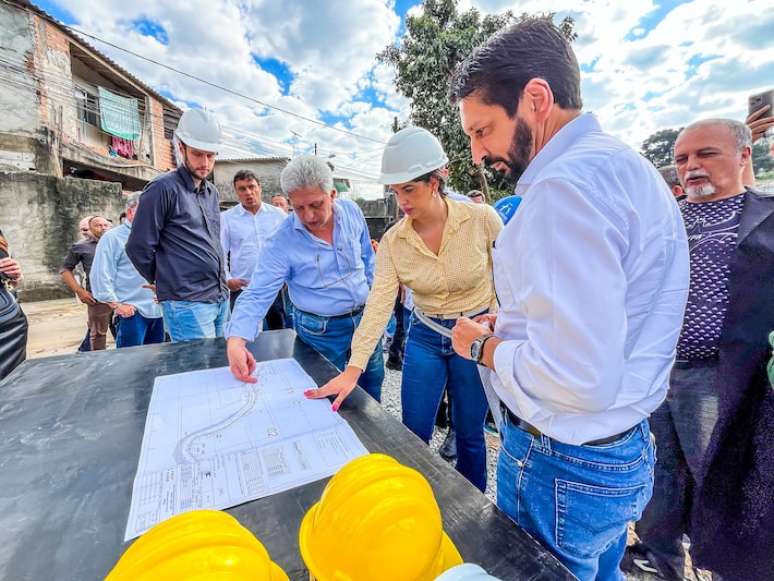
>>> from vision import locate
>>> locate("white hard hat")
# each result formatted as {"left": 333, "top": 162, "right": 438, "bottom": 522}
{"left": 379, "top": 126, "right": 449, "bottom": 185}
{"left": 435, "top": 564, "right": 503, "bottom": 581}
{"left": 175, "top": 109, "right": 222, "bottom": 153}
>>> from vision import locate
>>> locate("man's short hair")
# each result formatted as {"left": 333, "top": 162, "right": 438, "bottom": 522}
{"left": 88, "top": 216, "right": 105, "bottom": 227}
{"left": 679, "top": 119, "right": 752, "bottom": 152}
{"left": 125, "top": 191, "right": 142, "bottom": 210}
{"left": 233, "top": 169, "right": 261, "bottom": 187}
{"left": 657, "top": 166, "right": 680, "bottom": 188}
{"left": 280, "top": 155, "right": 334, "bottom": 196}
{"left": 449, "top": 17, "right": 582, "bottom": 115}
{"left": 271, "top": 193, "right": 285, "bottom": 200}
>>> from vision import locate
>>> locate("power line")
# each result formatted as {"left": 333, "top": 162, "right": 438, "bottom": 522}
{"left": 65, "top": 25, "right": 389, "bottom": 146}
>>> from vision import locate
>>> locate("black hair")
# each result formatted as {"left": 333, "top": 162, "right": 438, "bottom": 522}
{"left": 449, "top": 17, "right": 582, "bottom": 116}
{"left": 233, "top": 169, "right": 261, "bottom": 187}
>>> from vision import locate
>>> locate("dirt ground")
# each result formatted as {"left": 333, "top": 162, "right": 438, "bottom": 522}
{"left": 22, "top": 297, "right": 115, "bottom": 358}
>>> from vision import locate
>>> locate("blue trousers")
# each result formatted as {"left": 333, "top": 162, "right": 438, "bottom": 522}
{"left": 401, "top": 313, "right": 488, "bottom": 491}
{"left": 293, "top": 308, "right": 384, "bottom": 401}
{"left": 115, "top": 313, "right": 165, "bottom": 348}
{"left": 161, "top": 300, "right": 229, "bottom": 343}
{"left": 497, "top": 414, "right": 654, "bottom": 581}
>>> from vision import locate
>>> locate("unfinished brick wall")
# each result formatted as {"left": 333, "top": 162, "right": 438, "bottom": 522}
{"left": 149, "top": 98, "right": 175, "bottom": 171}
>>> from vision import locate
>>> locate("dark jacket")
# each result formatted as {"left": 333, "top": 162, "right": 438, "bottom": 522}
{"left": 126, "top": 167, "right": 228, "bottom": 303}
{"left": 692, "top": 189, "right": 774, "bottom": 580}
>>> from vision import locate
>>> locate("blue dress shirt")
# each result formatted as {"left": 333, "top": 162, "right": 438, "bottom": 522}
{"left": 91, "top": 222, "right": 162, "bottom": 319}
{"left": 227, "top": 199, "right": 374, "bottom": 341}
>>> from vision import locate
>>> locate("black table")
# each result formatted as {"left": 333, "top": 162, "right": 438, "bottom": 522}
{"left": 0, "top": 330, "right": 572, "bottom": 580}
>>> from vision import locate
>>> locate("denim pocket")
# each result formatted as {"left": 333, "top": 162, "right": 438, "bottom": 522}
{"left": 555, "top": 478, "right": 649, "bottom": 558}
{"left": 295, "top": 312, "right": 327, "bottom": 336}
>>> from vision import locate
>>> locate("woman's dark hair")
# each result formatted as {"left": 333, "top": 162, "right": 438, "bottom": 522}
{"left": 449, "top": 17, "right": 582, "bottom": 117}
{"left": 412, "top": 170, "right": 447, "bottom": 197}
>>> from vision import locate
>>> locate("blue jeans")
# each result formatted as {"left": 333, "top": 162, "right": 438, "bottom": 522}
{"left": 293, "top": 308, "right": 384, "bottom": 401}
{"left": 161, "top": 300, "right": 229, "bottom": 343}
{"left": 115, "top": 313, "right": 165, "bottom": 348}
{"left": 401, "top": 313, "right": 488, "bottom": 491}
{"left": 497, "top": 414, "right": 655, "bottom": 581}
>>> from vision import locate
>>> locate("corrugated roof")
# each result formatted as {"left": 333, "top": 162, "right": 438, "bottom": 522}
{"left": 16, "top": 0, "right": 181, "bottom": 114}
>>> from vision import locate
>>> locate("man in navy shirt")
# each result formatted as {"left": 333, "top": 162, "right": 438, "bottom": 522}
{"left": 127, "top": 109, "right": 229, "bottom": 342}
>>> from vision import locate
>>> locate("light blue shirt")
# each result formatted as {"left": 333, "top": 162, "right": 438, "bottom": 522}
{"left": 227, "top": 199, "right": 375, "bottom": 341}
{"left": 91, "top": 222, "right": 162, "bottom": 319}
{"left": 488, "top": 113, "right": 690, "bottom": 444}
{"left": 220, "top": 202, "right": 287, "bottom": 281}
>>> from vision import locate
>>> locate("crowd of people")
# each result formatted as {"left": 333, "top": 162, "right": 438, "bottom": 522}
{"left": 1, "top": 17, "right": 773, "bottom": 581}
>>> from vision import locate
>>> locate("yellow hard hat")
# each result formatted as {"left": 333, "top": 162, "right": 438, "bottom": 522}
{"left": 106, "top": 510, "right": 288, "bottom": 581}
{"left": 299, "top": 454, "right": 463, "bottom": 581}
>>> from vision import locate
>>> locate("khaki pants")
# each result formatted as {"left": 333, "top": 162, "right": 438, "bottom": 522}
{"left": 87, "top": 302, "right": 112, "bottom": 351}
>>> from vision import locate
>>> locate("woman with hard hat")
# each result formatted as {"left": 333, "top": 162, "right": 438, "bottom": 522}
{"left": 307, "top": 127, "right": 502, "bottom": 491}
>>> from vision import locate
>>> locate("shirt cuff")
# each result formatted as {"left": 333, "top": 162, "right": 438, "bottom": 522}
{"left": 225, "top": 317, "right": 262, "bottom": 342}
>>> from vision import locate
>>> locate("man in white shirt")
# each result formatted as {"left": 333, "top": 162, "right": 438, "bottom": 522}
{"left": 220, "top": 170, "right": 287, "bottom": 327}
{"left": 449, "top": 19, "right": 689, "bottom": 580}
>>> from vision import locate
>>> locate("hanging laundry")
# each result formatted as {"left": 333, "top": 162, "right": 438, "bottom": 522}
{"left": 98, "top": 87, "right": 141, "bottom": 141}
{"left": 111, "top": 136, "right": 136, "bottom": 159}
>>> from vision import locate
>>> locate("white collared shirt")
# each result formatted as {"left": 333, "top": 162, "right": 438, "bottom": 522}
{"left": 489, "top": 113, "right": 690, "bottom": 445}
{"left": 220, "top": 202, "right": 287, "bottom": 281}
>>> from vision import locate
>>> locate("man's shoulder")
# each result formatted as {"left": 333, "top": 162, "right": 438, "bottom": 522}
{"left": 70, "top": 239, "right": 96, "bottom": 253}
{"left": 145, "top": 168, "right": 180, "bottom": 190}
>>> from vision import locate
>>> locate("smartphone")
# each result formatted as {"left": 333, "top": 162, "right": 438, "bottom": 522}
{"left": 0, "top": 244, "right": 9, "bottom": 282}
{"left": 749, "top": 90, "right": 774, "bottom": 116}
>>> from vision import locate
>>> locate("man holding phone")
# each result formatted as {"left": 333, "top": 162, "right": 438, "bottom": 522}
{"left": 743, "top": 89, "right": 774, "bottom": 188}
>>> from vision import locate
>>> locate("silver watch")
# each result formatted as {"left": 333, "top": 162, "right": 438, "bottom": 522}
{"left": 470, "top": 333, "right": 493, "bottom": 363}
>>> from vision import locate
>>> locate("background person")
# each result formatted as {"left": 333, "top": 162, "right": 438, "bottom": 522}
{"left": 91, "top": 193, "right": 164, "bottom": 348}
{"left": 220, "top": 170, "right": 286, "bottom": 326}
{"left": 270, "top": 193, "right": 290, "bottom": 214}
{"left": 59, "top": 216, "right": 113, "bottom": 351}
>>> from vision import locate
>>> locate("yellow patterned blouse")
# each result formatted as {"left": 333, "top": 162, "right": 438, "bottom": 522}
{"left": 349, "top": 198, "right": 502, "bottom": 370}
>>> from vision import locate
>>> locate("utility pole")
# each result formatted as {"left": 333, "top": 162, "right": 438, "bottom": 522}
{"left": 314, "top": 143, "right": 317, "bottom": 156}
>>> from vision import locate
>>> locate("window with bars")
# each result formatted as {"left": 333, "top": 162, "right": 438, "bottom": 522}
{"left": 74, "top": 86, "right": 99, "bottom": 127}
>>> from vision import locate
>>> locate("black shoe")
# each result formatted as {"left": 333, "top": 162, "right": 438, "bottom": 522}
{"left": 439, "top": 429, "right": 457, "bottom": 462}
{"left": 385, "top": 354, "right": 403, "bottom": 371}
{"left": 621, "top": 543, "right": 683, "bottom": 581}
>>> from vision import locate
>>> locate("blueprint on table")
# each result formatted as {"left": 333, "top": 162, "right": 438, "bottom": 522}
{"left": 124, "top": 358, "right": 367, "bottom": 540}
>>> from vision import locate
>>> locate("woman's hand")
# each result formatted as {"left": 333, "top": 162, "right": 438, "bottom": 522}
{"left": 306, "top": 366, "right": 363, "bottom": 412}
{"left": 227, "top": 337, "right": 257, "bottom": 383}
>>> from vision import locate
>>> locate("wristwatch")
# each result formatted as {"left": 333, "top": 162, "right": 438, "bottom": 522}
{"left": 470, "top": 333, "right": 494, "bottom": 364}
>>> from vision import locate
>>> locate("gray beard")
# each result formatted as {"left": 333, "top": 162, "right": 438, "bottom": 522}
{"left": 686, "top": 182, "right": 717, "bottom": 198}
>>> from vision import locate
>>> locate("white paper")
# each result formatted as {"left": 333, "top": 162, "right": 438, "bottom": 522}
{"left": 124, "top": 358, "right": 367, "bottom": 541}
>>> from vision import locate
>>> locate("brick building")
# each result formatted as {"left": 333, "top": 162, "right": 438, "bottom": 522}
{"left": 0, "top": 0, "right": 181, "bottom": 189}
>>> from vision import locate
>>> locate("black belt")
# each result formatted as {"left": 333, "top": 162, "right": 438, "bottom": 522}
{"left": 500, "top": 403, "right": 635, "bottom": 447}
{"left": 294, "top": 304, "right": 365, "bottom": 320}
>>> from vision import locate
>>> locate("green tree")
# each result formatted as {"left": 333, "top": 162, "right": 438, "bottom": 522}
{"left": 640, "top": 128, "right": 681, "bottom": 168}
{"left": 378, "top": 0, "right": 576, "bottom": 200}
{"left": 752, "top": 141, "right": 774, "bottom": 177}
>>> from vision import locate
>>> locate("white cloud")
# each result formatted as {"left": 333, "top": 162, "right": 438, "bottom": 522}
{"left": 46, "top": 0, "right": 773, "bottom": 172}
{"left": 464, "top": 0, "right": 774, "bottom": 151}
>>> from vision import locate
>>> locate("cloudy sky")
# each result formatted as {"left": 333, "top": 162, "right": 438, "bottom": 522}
{"left": 35, "top": 0, "right": 774, "bottom": 179}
